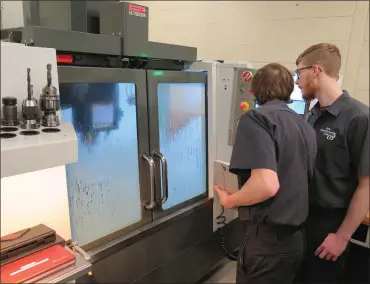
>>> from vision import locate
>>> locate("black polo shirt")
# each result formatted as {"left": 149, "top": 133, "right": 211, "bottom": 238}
{"left": 229, "top": 100, "right": 317, "bottom": 226}
{"left": 307, "top": 91, "right": 370, "bottom": 211}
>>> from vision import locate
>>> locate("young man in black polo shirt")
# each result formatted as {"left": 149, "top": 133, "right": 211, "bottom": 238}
{"left": 213, "top": 63, "right": 317, "bottom": 284}
{"left": 295, "top": 43, "right": 369, "bottom": 283}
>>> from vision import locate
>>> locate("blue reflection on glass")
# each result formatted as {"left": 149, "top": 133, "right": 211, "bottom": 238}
{"left": 60, "top": 83, "right": 141, "bottom": 246}
{"left": 157, "top": 83, "right": 207, "bottom": 210}
{"left": 288, "top": 100, "right": 306, "bottom": 115}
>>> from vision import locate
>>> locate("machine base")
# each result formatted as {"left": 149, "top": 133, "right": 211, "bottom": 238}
{"left": 77, "top": 200, "right": 243, "bottom": 283}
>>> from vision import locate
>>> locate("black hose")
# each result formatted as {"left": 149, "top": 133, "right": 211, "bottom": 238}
{"left": 215, "top": 206, "right": 239, "bottom": 261}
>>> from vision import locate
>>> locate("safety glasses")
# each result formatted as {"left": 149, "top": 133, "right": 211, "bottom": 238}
{"left": 294, "top": 65, "right": 322, "bottom": 79}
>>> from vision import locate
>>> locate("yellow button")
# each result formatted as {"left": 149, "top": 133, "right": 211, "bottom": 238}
{"left": 240, "top": 101, "right": 249, "bottom": 112}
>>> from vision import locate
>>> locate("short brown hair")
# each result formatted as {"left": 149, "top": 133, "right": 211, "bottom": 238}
{"left": 296, "top": 43, "right": 341, "bottom": 78}
{"left": 251, "top": 63, "right": 294, "bottom": 105}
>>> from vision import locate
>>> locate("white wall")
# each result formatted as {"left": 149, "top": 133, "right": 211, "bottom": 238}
{"left": 354, "top": 10, "right": 369, "bottom": 105}
{"left": 133, "top": 0, "right": 369, "bottom": 104}
{"left": 0, "top": 0, "right": 24, "bottom": 29}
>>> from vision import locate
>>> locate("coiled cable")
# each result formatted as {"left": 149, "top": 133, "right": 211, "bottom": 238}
{"left": 215, "top": 165, "right": 240, "bottom": 261}
{"left": 216, "top": 205, "right": 239, "bottom": 261}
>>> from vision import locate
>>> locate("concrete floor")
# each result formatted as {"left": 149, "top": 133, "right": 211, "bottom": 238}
{"left": 203, "top": 259, "right": 237, "bottom": 283}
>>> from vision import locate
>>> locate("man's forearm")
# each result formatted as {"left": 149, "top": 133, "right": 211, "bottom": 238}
{"left": 226, "top": 176, "right": 276, "bottom": 208}
{"left": 337, "top": 184, "right": 369, "bottom": 240}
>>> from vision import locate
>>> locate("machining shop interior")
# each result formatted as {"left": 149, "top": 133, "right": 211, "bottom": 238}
{"left": 0, "top": 1, "right": 369, "bottom": 283}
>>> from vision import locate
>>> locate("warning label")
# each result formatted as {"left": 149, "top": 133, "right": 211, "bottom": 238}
{"left": 128, "top": 4, "right": 147, "bottom": 18}
{"left": 241, "top": 71, "right": 253, "bottom": 83}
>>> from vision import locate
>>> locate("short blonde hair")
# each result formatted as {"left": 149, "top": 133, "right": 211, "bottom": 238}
{"left": 296, "top": 43, "right": 341, "bottom": 78}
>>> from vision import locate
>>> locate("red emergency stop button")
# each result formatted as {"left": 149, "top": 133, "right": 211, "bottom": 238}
{"left": 240, "top": 101, "right": 249, "bottom": 112}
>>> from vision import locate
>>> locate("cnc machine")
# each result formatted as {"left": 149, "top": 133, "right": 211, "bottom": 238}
{"left": 1, "top": 2, "right": 244, "bottom": 282}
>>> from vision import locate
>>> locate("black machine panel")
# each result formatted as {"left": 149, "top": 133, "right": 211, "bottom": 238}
{"left": 82, "top": 199, "right": 217, "bottom": 283}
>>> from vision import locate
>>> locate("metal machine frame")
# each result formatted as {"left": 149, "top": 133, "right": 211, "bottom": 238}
{"left": 1, "top": 1, "right": 196, "bottom": 67}
{"left": 1, "top": 2, "right": 234, "bottom": 283}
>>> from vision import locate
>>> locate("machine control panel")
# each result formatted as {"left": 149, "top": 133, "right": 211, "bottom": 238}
{"left": 228, "top": 67, "right": 258, "bottom": 146}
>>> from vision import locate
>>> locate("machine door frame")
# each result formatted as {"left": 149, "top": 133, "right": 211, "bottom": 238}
{"left": 146, "top": 69, "right": 209, "bottom": 220}
{"left": 58, "top": 66, "right": 153, "bottom": 251}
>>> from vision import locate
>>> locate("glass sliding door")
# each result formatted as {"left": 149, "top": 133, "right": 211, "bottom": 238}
{"left": 58, "top": 67, "right": 152, "bottom": 249}
{"left": 146, "top": 70, "right": 208, "bottom": 220}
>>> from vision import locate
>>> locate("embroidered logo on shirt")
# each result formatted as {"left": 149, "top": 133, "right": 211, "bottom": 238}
{"left": 320, "top": 127, "right": 336, "bottom": 140}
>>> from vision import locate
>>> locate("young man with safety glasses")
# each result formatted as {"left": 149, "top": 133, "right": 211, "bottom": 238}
{"left": 295, "top": 43, "right": 370, "bottom": 283}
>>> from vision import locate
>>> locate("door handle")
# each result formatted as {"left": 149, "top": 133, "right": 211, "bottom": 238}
{"left": 141, "top": 154, "right": 157, "bottom": 210}
{"left": 152, "top": 149, "right": 168, "bottom": 204}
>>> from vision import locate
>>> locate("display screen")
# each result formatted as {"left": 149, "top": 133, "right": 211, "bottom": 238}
{"left": 255, "top": 100, "right": 306, "bottom": 115}
{"left": 288, "top": 74, "right": 306, "bottom": 115}
{"left": 287, "top": 100, "right": 306, "bottom": 114}
{"left": 92, "top": 103, "right": 114, "bottom": 129}
{"left": 291, "top": 74, "right": 304, "bottom": 101}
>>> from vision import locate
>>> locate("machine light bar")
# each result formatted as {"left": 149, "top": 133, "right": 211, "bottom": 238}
{"left": 56, "top": 54, "right": 73, "bottom": 64}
